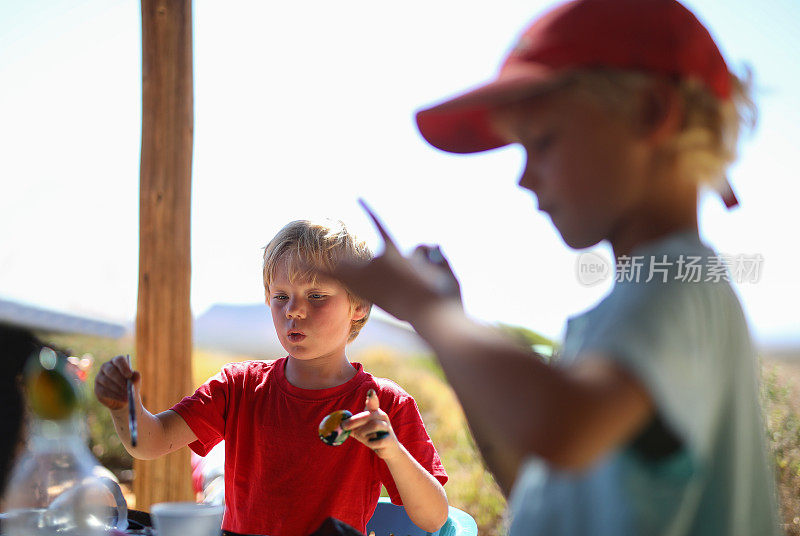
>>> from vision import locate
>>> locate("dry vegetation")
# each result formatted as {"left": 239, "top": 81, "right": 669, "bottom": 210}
{"left": 762, "top": 360, "right": 800, "bottom": 535}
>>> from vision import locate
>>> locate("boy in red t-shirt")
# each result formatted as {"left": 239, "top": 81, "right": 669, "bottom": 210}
{"left": 94, "top": 219, "right": 449, "bottom": 536}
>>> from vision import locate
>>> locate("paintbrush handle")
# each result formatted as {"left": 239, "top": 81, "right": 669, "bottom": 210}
{"left": 126, "top": 355, "right": 138, "bottom": 447}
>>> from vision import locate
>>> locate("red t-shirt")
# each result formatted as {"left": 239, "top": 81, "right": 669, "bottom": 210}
{"left": 171, "top": 358, "right": 448, "bottom": 536}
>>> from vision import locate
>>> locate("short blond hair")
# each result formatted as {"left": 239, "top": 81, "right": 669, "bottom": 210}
{"left": 564, "top": 68, "right": 757, "bottom": 192}
{"left": 263, "top": 219, "right": 373, "bottom": 342}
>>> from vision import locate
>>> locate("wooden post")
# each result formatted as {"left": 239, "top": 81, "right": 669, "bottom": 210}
{"left": 135, "top": 0, "right": 195, "bottom": 509}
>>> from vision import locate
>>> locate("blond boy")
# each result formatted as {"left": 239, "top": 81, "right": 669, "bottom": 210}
{"left": 95, "top": 219, "right": 448, "bottom": 536}
{"left": 332, "top": 0, "right": 781, "bottom": 534}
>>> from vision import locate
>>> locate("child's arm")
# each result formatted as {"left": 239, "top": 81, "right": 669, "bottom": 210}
{"left": 344, "top": 390, "right": 449, "bottom": 533}
{"left": 414, "top": 304, "right": 653, "bottom": 494}
{"left": 95, "top": 355, "right": 198, "bottom": 460}
{"left": 332, "top": 243, "right": 654, "bottom": 496}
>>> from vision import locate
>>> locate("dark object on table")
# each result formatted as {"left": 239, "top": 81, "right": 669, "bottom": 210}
{"left": 127, "top": 509, "right": 152, "bottom": 529}
{"left": 0, "top": 325, "right": 42, "bottom": 495}
{"left": 309, "top": 517, "right": 366, "bottom": 536}
{"left": 220, "top": 517, "right": 365, "bottom": 536}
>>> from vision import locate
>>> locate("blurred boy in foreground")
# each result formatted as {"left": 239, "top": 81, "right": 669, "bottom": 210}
{"left": 332, "top": 0, "right": 781, "bottom": 534}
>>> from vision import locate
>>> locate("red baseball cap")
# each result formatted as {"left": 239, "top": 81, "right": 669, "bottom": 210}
{"left": 416, "top": 0, "right": 739, "bottom": 208}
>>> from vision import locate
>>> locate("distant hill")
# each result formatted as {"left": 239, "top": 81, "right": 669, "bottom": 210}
{"left": 193, "top": 303, "right": 430, "bottom": 358}
{"left": 0, "top": 297, "right": 125, "bottom": 338}
{"left": 191, "top": 301, "right": 800, "bottom": 363}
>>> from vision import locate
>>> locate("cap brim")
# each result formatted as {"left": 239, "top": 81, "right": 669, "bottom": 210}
{"left": 415, "top": 64, "right": 558, "bottom": 154}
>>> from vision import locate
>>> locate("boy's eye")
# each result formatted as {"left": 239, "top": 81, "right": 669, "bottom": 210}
{"left": 525, "top": 130, "right": 556, "bottom": 155}
{"left": 273, "top": 294, "right": 288, "bottom": 301}
{"left": 309, "top": 294, "right": 326, "bottom": 300}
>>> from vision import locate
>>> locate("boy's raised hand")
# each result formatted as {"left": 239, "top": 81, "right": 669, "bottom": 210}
{"left": 330, "top": 199, "right": 462, "bottom": 324}
{"left": 94, "top": 355, "right": 140, "bottom": 411}
{"left": 343, "top": 389, "right": 400, "bottom": 460}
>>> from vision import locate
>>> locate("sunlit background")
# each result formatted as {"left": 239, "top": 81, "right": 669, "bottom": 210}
{"left": 1, "top": 0, "right": 798, "bottom": 349}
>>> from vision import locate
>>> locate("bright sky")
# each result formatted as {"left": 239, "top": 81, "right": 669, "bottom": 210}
{"left": 1, "top": 0, "right": 798, "bottom": 347}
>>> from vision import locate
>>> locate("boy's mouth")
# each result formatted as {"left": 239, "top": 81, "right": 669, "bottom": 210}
{"left": 539, "top": 205, "right": 558, "bottom": 220}
{"left": 287, "top": 330, "right": 306, "bottom": 343}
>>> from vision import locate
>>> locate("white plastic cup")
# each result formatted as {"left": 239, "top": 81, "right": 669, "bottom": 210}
{"left": 150, "top": 502, "right": 224, "bottom": 536}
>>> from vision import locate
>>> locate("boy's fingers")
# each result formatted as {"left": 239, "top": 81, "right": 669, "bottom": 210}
{"left": 359, "top": 199, "right": 400, "bottom": 256}
{"left": 412, "top": 244, "right": 447, "bottom": 272}
{"left": 356, "top": 421, "right": 390, "bottom": 441}
{"left": 327, "top": 259, "right": 367, "bottom": 287}
{"left": 130, "top": 371, "right": 142, "bottom": 397}
{"left": 111, "top": 354, "right": 129, "bottom": 369}
{"left": 341, "top": 410, "right": 372, "bottom": 430}
{"left": 413, "top": 244, "right": 441, "bottom": 264}
{"left": 412, "top": 244, "right": 461, "bottom": 300}
{"left": 110, "top": 355, "right": 132, "bottom": 378}
{"left": 99, "top": 363, "right": 127, "bottom": 391}
{"left": 94, "top": 374, "right": 121, "bottom": 396}
{"left": 420, "top": 244, "right": 455, "bottom": 274}
{"left": 365, "top": 388, "right": 380, "bottom": 412}
{"left": 341, "top": 396, "right": 386, "bottom": 431}
{"left": 94, "top": 376, "right": 126, "bottom": 404}
{"left": 347, "top": 410, "right": 371, "bottom": 422}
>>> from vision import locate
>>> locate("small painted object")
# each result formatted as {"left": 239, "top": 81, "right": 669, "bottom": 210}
{"left": 319, "top": 410, "right": 353, "bottom": 446}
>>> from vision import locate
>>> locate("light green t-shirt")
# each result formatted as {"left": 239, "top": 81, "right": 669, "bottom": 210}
{"left": 508, "top": 230, "right": 782, "bottom": 536}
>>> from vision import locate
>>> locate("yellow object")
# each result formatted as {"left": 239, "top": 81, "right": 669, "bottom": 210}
{"left": 25, "top": 349, "right": 81, "bottom": 421}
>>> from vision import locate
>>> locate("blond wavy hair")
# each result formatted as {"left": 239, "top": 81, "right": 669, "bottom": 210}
{"left": 263, "top": 219, "right": 373, "bottom": 342}
{"left": 565, "top": 68, "right": 757, "bottom": 192}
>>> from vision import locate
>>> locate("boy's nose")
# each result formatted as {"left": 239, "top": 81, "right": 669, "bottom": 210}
{"left": 286, "top": 299, "right": 306, "bottom": 318}
{"left": 518, "top": 158, "right": 541, "bottom": 194}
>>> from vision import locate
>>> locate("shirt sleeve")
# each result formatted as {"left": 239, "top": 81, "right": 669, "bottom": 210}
{"left": 579, "top": 278, "right": 735, "bottom": 466}
{"left": 171, "top": 364, "right": 238, "bottom": 457}
{"left": 378, "top": 393, "right": 448, "bottom": 505}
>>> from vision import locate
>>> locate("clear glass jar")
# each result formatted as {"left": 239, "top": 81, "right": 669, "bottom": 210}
{"left": 2, "top": 417, "right": 128, "bottom": 535}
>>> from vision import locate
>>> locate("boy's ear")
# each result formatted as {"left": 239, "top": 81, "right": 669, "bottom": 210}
{"left": 351, "top": 302, "right": 368, "bottom": 322}
{"left": 638, "top": 79, "right": 683, "bottom": 144}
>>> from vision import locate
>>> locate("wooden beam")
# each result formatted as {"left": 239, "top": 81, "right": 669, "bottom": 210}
{"left": 135, "top": 0, "right": 194, "bottom": 509}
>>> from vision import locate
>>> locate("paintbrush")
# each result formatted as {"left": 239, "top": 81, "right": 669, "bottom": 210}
{"left": 126, "top": 354, "right": 138, "bottom": 447}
